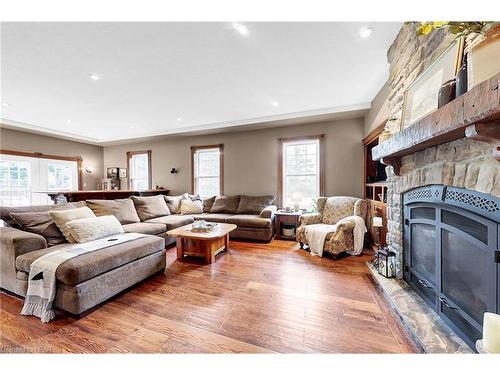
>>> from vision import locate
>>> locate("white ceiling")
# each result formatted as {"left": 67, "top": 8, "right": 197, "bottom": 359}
{"left": 0, "top": 22, "right": 401, "bottom": 144}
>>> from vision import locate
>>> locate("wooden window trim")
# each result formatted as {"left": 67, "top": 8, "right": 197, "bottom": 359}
{"left": 0, "top": 148, "right": 83, "bottom": 190}
{"left": 127, "top": 150, "right": 152, "bottom": 190}
{"left": 278, "top": 135, "right": 325, "bottom": 208}
{"left": 191, "top": 144, "right": 224, "bottom": 196}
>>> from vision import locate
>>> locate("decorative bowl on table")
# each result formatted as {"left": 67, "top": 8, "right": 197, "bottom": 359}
{"left": 191, "top": 220, "right": 217, "bottom": 232}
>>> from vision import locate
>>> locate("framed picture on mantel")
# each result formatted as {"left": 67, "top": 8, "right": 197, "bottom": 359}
{"left": 400, "top": 37, "right": 464, "bottom": 130}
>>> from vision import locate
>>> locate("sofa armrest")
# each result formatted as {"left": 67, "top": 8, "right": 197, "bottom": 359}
{"left": 299, "top": 213, "right": 322, "bottom": 226}
{"left": 260, "top": 205, "right": 277, "bottom": 219}
{"left": 1, "top": 227, "right": 47, "bottom": 258}
{"left": 0, "top": 227, "right": 47, "bottom": 294}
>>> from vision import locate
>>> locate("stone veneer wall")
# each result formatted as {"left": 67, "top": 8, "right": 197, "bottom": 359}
{"left": 386, "top": 139, "right": 499, "bottom": 276}
{"left": 382, "top": 24, "right": 500, "bottom": 277}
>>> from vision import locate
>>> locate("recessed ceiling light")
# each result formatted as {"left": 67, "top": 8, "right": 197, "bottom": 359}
{"left": 129, "top": 125, "right": 135, "bottom": 129}
{"left": 358, "top": 27, "right": 373, "bottom": 39}
{"left": 176, "top": 117, "right": 182, "bottom": 121}
{"left": 231, "top": 22, "right": 249, "bottom": 37}
{"left": 89, "top": 73, "right": 101, "bottom": 81}
{"left": 271, "top": 100, "right": 280, "bottom": 107}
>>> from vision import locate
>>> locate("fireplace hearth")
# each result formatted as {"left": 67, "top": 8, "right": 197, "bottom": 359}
{"left": 403, "top": 185, "right": 500, "bottom": 349}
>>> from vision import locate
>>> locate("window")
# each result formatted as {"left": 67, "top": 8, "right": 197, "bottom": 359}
{"left": 279, "top": 135, "right": 324, "bottom": 211}
{"left": 127, "top": 151, "right": 151, "bottom": 190}
{"left": 191, "top": 145, "right": 223, "bottom": 198}
{"left": 0, "top": 151, "right": 80, "bottom": 206}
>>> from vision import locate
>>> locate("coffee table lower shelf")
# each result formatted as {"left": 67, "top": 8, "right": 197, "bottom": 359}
{"left": 176, "top": 235, "right": 230, "bottom": 264}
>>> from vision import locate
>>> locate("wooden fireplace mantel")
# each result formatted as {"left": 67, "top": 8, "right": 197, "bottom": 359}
{"left": 372, "top": 72, "right": 500, "bottom": 175}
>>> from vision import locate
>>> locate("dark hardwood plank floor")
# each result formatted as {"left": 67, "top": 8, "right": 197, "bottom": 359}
{"left": 0, "top": 240, "right": 418, "bottom": 353}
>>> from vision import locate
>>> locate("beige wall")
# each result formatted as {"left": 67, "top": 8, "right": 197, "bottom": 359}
{"left": 364, "top": 81, "right": 389, "bottom": 136}
{"left": 0, "top": 127, "right": 104, "bottom": 189}
{"left": 103, "top": 118, "right": 364, "bottom": 198}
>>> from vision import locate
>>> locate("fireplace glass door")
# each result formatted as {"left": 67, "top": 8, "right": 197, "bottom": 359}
{"left": 404, "top": 187, "right": 499, "bottom": 350}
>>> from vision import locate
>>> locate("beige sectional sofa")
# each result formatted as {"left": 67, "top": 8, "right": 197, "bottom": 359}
{"left": 0, "top": 194, "right": 276, "bottom": 316}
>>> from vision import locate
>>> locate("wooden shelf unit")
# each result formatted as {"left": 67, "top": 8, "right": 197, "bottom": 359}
{"left": 363, "top": 122, "right": 388, "bottom": 251}
{"left": 365, "top": 182, "right": 388, "bottom": 203}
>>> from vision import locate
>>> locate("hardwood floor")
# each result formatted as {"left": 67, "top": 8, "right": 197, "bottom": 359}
{"left": 0, "top": 240, "right": 418, "bottom": 353}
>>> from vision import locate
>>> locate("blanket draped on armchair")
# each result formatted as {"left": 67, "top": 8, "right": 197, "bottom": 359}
{"left": 304, "top": 215, "right": 366, "bottom": 257}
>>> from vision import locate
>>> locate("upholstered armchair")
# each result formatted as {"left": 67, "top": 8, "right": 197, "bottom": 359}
{"left": 296, "top": 196, "right": 367, "bottom": 257}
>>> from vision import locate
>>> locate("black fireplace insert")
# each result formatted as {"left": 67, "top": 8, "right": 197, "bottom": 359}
{"left": 403, "top": 185, "right": 500, "bottom": 350}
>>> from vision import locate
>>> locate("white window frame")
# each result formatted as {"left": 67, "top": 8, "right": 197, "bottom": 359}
{"left": 192, "top": 145, "right": 223, "bottom": 198}
{"left": 0, "top": 152, "right": 79, "bottom": 206}
{"left": 280, "top": 136, "right": 324, "bottom": 211}
{"left": 127, "top": 151, "right": 151, "bottom": 191}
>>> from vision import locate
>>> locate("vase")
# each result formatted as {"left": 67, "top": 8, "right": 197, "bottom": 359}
{"left": 455, "top": 53, "right": 468, "bottom": 97}
{"left": 438, "top": 79, "right": 456, "bottom": 108}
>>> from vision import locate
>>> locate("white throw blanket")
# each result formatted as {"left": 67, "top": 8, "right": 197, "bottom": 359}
{"left": 304, "top": 215, "right": 367, "bottom": 257}
{"left": 21, "top": 232, "right": 145, "bottom": 322}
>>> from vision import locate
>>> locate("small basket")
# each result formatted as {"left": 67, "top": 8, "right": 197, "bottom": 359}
{"left": 282, "top": 225, "right": 295, "bottom": 237}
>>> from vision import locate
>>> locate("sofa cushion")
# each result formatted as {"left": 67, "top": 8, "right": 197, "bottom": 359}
{"left": 225, "top": 214, "right": 272, "bottom": 228}
{"left": 66, "top": 215, "right": 124, "bottom": 243}
{"left": 49, "top": 206, "right": 96, "bottom": 243}
{"left": 86, "top": 198, "right": 140, "bottom": 224}
{"left": 237, "top": 195, "right": 275, "bottom": 214}
{"left": 146, "top": 214, "right": 194, "bottom": 230}
{"left": 163, "top": 194, "right": 185, "bottom": 214}
{"left": 131, "top": 195, "right": 170, "bottom": 221}
{"left": 1, "top": 202, "right": 84, "bottom": 228}
{"left": 202, "top": 196, "right": 216, "bottom": 213}
{"left": 188, "top": 194, "right": 202, "bottom": 202}
{"left": 210, "top": 195, "right": 241, "bottom": 214}
{"left": 9, "top": 210, "right": 70, "bottom": 247}
{"left": 122, "top": 222, "right": 166, "bottom": 235}
{"left": 16, "top": 235, "right": 165, "bottom": 286}
{"left": 192, "top": 213, "right": 233, "bottom": 223}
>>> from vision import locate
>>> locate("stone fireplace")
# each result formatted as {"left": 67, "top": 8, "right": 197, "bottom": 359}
{"left": 385, "top": 138, "right": 499, "bottom": 278}
{"left": 368, "top": 24, "right": 500, "bottom": 352}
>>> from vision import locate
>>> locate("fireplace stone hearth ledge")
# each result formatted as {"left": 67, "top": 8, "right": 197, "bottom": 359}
{"left": 368, "top": 265, "right": 473, "bottom": 353}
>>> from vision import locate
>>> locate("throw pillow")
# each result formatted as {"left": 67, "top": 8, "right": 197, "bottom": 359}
{"left": 49, "top": 206, "right": 96, "bottom": 243}
{"left": 237, "top": 195, "right": 276, "bottom": 214}
{"left": 210, "top": 195, "right": 241, "bottom": 214}
{"left": 65, "top": 215, "right": 124, "bottom": 243}
{"left": 202, "top": 196, "right": 216, "bottom": 212}
{"left": 163, "top": 194, "right": 185, "bottom": 214}
{"left": 131, "top": 195, "right": 170, "bottom": 221}
{"left": 1, "top": 202, "right": 80, "bottom": 228}
{"left": 10, "top": 211, "right": 66, "bottom": 246}
{"left": 86, "top": 198, "right": 141, "bottom": 224}
{"left": 180, "top": 198, "right": 203, "bottom": 215}
{"left": 188, "top": 194, "right": 202, "bottom": 202}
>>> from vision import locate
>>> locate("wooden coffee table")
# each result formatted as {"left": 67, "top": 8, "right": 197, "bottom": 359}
{"left": 167, "top": 223, "right": 237, "bottom": 264}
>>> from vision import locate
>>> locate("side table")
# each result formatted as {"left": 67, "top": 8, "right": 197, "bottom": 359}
{"left": 274, "top": 211, "right": 302, "bottom": 240}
